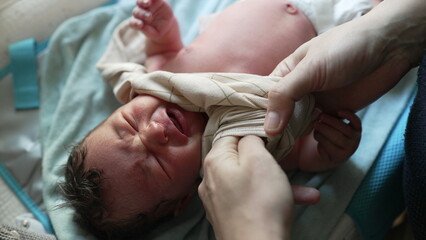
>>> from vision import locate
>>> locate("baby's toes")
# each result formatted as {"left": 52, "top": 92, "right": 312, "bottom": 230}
{"left": 137, "top": 0, "right": 166, "bottom": 11}
{"left": 132, "top": 7, "right": 153, "bottom": 22}
{"left": 136, "top": 0, "right": 152, "bottom": 8}
{"left": 129, "top": 18, "right": 144, "bottom": 31}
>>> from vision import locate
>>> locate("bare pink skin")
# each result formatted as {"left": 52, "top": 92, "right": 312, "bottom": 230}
{"left": 84, "top": 95, "right": 207, "bottom": 220}
{"left": 130, "top": 0, "right": 317, "bottom": 75}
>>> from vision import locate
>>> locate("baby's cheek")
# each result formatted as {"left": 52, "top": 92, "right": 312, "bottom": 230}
{"left": 182, "top": 143, "right": 202, "bottom": 172}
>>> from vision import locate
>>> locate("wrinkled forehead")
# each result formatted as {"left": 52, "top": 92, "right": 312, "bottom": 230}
{"left": 82, "top": 120, "right": 114, "bottom": 169}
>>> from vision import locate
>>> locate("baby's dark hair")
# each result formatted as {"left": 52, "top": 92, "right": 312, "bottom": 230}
{"left": 57, "top": 140, "right": 178, "bottom": 239}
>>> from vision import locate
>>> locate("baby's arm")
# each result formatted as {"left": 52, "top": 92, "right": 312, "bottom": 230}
{"left": 130, "top": 0, "right": 183, "bottom": 71}
{"left": 281, "top": 110, "right": 362, "bottom": 172}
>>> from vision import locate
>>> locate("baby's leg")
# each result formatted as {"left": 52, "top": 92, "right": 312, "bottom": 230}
{"left": 130, "top": 0, "right": 183, "bottom": 62}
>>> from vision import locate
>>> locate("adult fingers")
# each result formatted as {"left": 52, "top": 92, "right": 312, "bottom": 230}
{"left": 269, "top": 42, "right": 308, "bottom": 77}
{"left": 265, "top": 43, "right": 320, "bottom": 135}
{"left": 237, "top": 135, "right": 271, "bottom": 163}
{"left": 199, "top": 136, "right": 240, "bottom": 204}
{"left": 292, "top": 186, "right": 320, "bottom": 205}
{"left": 203, "top": 136, "right": 239, "bottom": 167}
{"left": 239, "top": 136, "right": 321, "bottom": 205}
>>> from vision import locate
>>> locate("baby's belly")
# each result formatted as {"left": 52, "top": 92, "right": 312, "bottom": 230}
{"left": 162, "top": 0, "right": 316, "bottom": 75}
{"left": 162, "top": 44, "right": 278, "bottom": 75}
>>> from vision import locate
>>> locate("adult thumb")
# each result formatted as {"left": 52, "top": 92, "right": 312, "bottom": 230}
{"left": 265, "top": 45, "right": 313, "bottom": 135}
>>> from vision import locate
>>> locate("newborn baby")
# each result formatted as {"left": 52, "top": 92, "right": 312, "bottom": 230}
{"left": 60, "top": 0, "right": 364, "bottom": 238}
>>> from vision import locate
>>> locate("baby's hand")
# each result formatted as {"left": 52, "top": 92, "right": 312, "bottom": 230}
{"left": 130, "top": 0, "right": 176, "bottom": 40}
{"left": 313, "top": 110, "right": 362, "bottom": 169}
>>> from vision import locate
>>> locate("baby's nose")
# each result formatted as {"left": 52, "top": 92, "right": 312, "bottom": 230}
{"left": 140, "top": 121, "right": 168, "bottom": 145}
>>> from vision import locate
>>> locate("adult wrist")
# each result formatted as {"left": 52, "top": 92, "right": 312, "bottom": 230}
{"left": 224, "top": 223, "right": 288, "bottom": 240}
{"left": 219, "top": 213, "right": 290, "bottom": 240}
{"left": 366, "top": 0, "right": 426, "bottom": 67}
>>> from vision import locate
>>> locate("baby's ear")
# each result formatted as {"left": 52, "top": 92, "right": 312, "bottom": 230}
{"left": 173, "top": 187, "right": 197, "bottom": 216}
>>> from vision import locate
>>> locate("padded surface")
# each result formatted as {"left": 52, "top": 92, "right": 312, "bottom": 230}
{"left": 0, "top": 73, "right": 43, "bottom": 206}
{"left": 0, "top": 225, "right": 56, "bottom": 240}
{"left": 0, "top": 0, "right": 108, "bottom": 69}
{"left": 0, "top": 177, "right": 27, "bottom": 225}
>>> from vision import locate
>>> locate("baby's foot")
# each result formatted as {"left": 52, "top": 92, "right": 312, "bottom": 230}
{"left": 130, "top": 0, "right": 180, "bottom": 42}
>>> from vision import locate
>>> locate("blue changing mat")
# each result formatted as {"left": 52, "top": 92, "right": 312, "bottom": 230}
{"left": 347, "top": 94, "right": 414, "bottom": 240}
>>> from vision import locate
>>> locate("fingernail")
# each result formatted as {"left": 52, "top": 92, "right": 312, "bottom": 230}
{"left": 130, "top": 18, "right": 143, "bottom": 27}
{"left": 143, "top": 10, "right": 152, "bottom": 18}
{"left": 265, "top": 111, "right": 282, "bottom": 132}
{"left": 311, "top": 107, "right": 322, "bottom": 121}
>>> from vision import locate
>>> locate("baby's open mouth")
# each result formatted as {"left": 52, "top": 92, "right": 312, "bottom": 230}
{"left": 167, "top": 111, "right": 184, "bottom": 134}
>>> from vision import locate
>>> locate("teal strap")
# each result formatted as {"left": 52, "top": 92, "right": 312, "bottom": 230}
{"left": 9, "top": 39, "right": 41, "bottom": 110}
{"left": 0, "top": 64, "right": 11, "bottom": 79}
{"left": 2, "top": 0, "right": 116, "bottom": 109}
{"left": 0, "top": 162, "right": 55, "bottom": 234}
{"left": 0, "top": 39, "right": 48, "bottom": 81}
{"left": 36, "top": 39, "right": 49, "bottom": 54}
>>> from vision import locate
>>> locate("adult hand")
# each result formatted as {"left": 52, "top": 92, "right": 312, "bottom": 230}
{"left": 265, "top": 0, "right": 426, "bottom": 135}
{"left": 199, "top": 136, "right": 319, "bottom": 240}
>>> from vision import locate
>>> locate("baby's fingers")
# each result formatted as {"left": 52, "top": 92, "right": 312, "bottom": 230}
{"left": 337, "top": 110, "right": 362, "bottom": 132}
{"left": 315, "top": 131, "right": 343, "bottom": 155}
{"left": 314, "top": 120, "right": 349, "bottom": 149}
{"left": 315, "top": 134, "right": 347, "bottom": 167}
{"left": 316, "top": 113, "right": 354, "bottom": 137}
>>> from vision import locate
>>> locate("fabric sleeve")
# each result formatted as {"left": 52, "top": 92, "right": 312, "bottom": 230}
{"left": 96, "top": 19, "right": 149, "bottom": 103}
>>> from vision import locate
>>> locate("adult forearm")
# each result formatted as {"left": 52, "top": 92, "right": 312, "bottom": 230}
{"left": 366, "top": 0, "right": 426, "bottom": 67}
{"left": 313, "top": 0, "right": 426, "bottom": 113}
